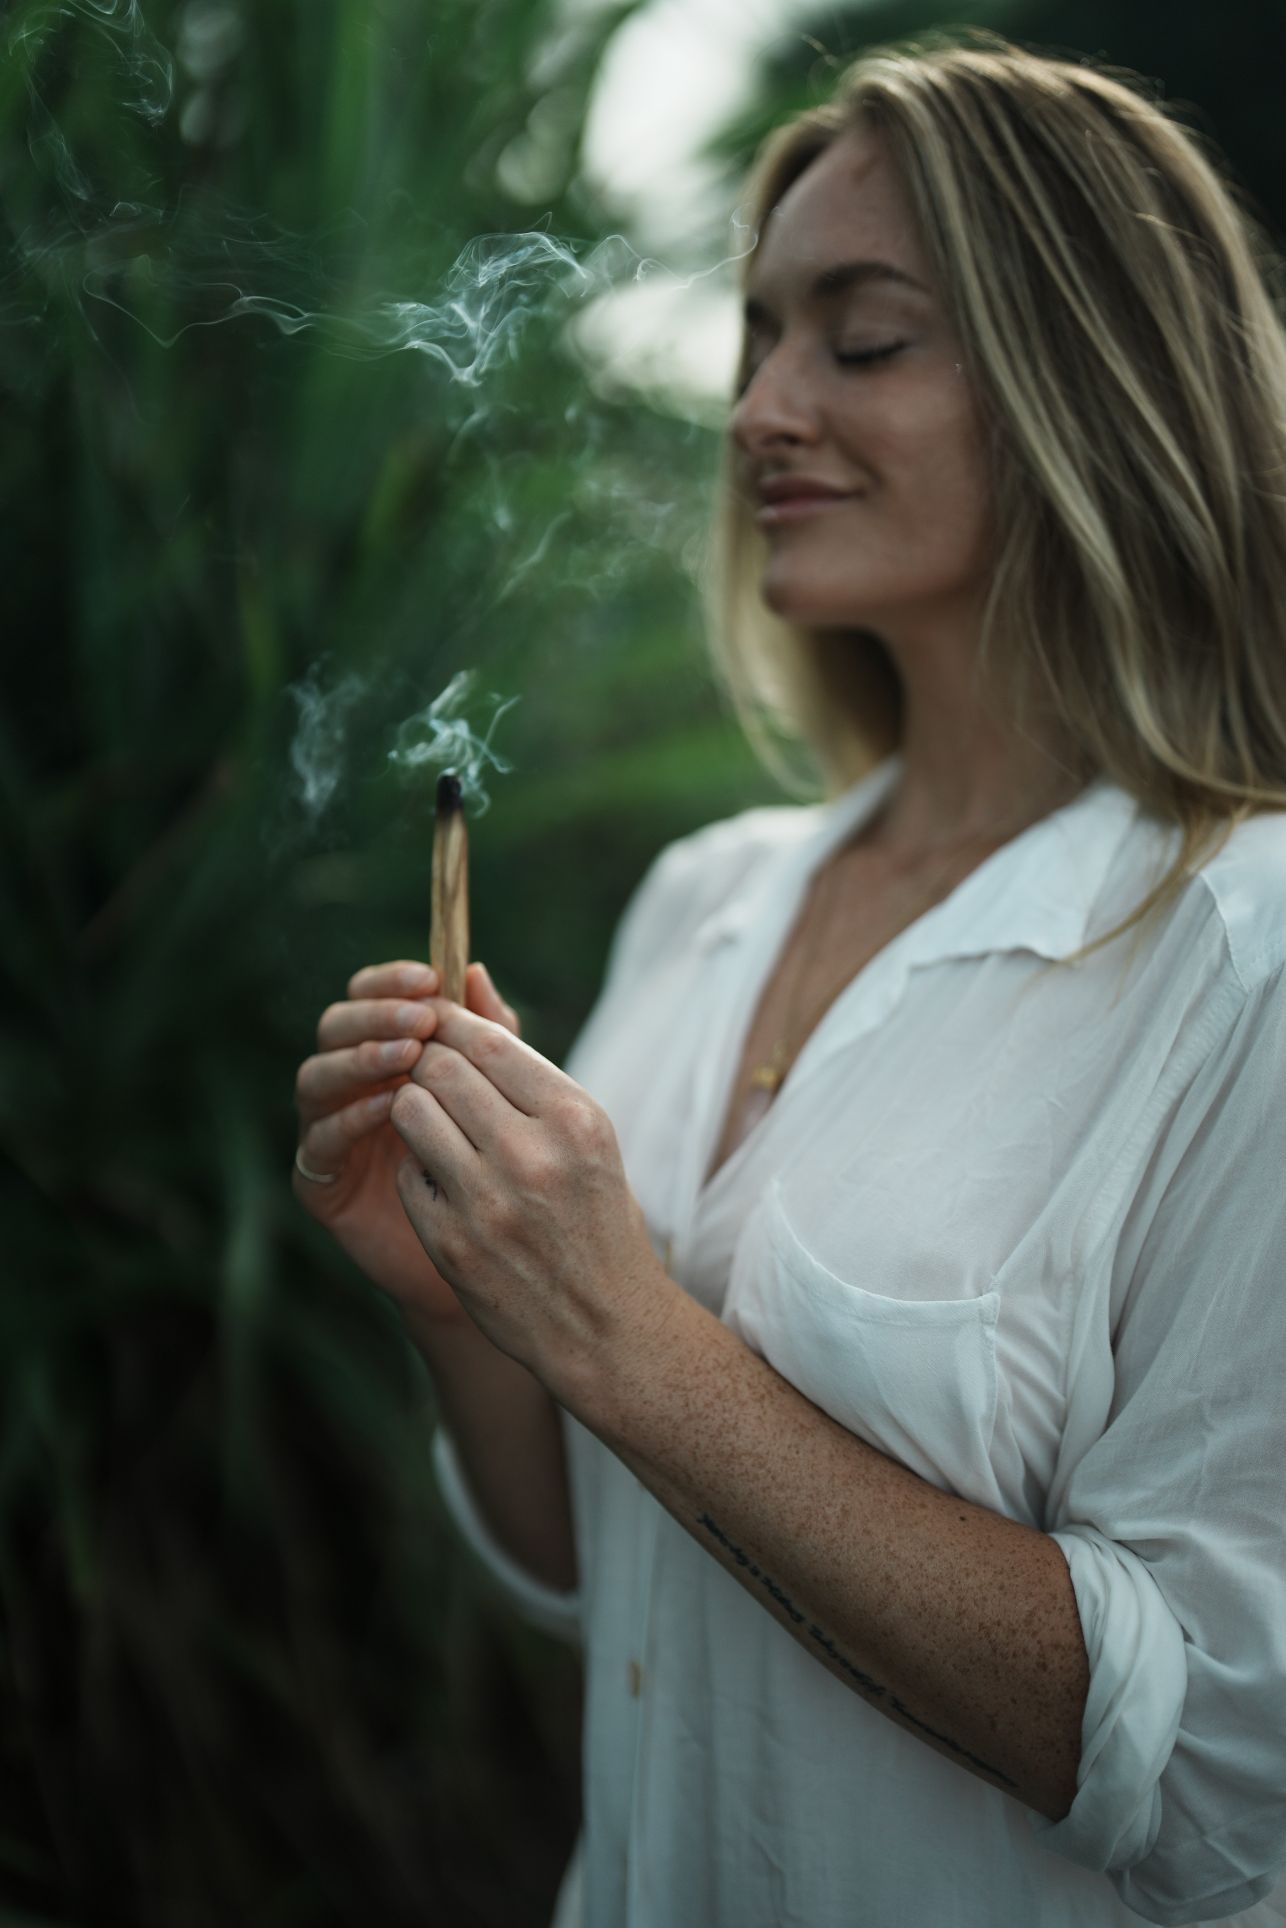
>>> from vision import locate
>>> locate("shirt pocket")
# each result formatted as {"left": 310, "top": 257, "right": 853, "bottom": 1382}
{"left": 724, "top": 1179, "right": 1002, "bottom": 1498}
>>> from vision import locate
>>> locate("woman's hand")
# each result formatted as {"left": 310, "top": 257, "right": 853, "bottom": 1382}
{"left": 388, "top": 999, "right": 677, "bottom": 1407}
{"left": 293, "top": 958, "right": 521, "bottom": 1326}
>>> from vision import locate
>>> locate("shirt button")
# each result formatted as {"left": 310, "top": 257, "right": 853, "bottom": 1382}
{"left": 628, "top": 1658, "right": 644, "bottom": 1697}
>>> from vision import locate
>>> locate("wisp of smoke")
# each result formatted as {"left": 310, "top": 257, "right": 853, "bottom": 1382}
{"left": 13, "top": 0, "right": 174, "bottom": 125}
{"left": 286, "top": 664, "right": 365, "bottom": 821}
{"left": 5, "top": 0, "right": 751, "bottom": 375}
{"left": 388, "top": 670, "right": 518, "bottom": 817}
{"left": 280, "top": 664, "right": 518, "bottom": 848}
{"left": 9, "top": 0, "right": 745, "bottom": 853}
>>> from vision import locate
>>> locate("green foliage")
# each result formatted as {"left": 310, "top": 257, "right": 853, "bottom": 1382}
{"left": 1, "top": 0, "right": 770, "bottom": 1921}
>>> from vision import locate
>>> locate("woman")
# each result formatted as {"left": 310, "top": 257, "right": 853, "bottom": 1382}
{"left": 292, "top": 33, "right": 1286, "bottom": 1928}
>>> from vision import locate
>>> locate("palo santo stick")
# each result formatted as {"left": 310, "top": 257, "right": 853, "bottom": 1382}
{"left": 431, "top": 771, "right": 469, "bottom": 1004}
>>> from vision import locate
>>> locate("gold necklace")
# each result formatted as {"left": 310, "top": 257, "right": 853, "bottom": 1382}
{"left": 747, "top": 952, "right": 866, "bottom": 1095}
{"left": 742, "top": 851, "right": 870, "bottom": 1107}
{"left": 741, "top": 782, "right": 1083, "bottom": 1110}
{"left": 744, "top": 835, "right": 980, "bottom": 1102}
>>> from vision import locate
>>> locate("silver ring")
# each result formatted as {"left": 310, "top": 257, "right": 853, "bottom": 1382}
{"left": 294, "top": 1146, "right": 338, "bottom": 1186}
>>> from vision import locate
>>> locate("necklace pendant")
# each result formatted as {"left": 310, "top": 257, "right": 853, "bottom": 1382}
{"left": 749, "top": 1042, "right": 790, "bottom": 1094}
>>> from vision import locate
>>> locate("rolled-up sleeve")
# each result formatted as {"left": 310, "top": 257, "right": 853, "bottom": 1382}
{"left": 1029, "top": 962, "right": 1286, "bottom": 1924}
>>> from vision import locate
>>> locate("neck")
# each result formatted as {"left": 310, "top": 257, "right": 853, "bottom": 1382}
{"left": 864, "top": 641, "right": 1084, "bottom": 861}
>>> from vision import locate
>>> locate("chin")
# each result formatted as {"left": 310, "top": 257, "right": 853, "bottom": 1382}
{"left": 759, "top": 569, "right": 868, "bottom": 628}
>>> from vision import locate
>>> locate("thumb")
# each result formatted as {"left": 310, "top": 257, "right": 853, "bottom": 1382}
{"left": 465, "top": 961, "right": 521, "bottom": 1036}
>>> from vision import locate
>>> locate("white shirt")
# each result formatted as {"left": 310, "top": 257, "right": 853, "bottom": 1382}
{"left": 432, "top": 755, "right": 1286, "bottom": 1928}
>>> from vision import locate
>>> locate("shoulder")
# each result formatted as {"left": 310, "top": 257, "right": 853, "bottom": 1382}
{"left": 1186, "top": 809, "right": 1286, "bottom": 995}
{"left": 604, "top": 800, "right": 824, "bottom": 990}
{"left": 643, "top": 802, "right": 824, "bottom": 923}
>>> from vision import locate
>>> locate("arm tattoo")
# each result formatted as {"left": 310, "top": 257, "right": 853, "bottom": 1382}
{"left": 696, "top": 1510, "right": 1017, "bottom": 1791}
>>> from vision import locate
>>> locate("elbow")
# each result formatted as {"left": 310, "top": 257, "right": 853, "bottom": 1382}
{"left": 1037, "top": 1778, "right": 1078, "bottom": 1828}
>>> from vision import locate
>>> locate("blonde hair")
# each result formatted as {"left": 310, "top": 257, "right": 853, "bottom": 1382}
{"left": 705, "top": 28, "right": 1286, "bottom": 963}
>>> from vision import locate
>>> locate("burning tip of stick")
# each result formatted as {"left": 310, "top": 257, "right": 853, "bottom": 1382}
{"left": 436, "top": 770, "right": 463, "bottom": 814}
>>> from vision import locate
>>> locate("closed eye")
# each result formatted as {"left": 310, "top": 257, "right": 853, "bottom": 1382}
{"left": 835, "top": 341, "right": 908, "bottom": 369}
{"left": 734, "top": 337, "right": 909, "bottom": 399}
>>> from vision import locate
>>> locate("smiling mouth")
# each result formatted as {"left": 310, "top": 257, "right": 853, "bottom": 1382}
{"left": 755, "top": 495, "right": 859, "bottom": 526}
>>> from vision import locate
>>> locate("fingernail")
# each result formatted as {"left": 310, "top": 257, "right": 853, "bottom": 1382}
{"left": 396, "top": 1002, "right": 430, "bottom": 1032}
{"left": 399, "top": 965, "right": 436, "bottom": 991}
{"left": 380, "top": 1038, "right": 415, "bottom": 1063}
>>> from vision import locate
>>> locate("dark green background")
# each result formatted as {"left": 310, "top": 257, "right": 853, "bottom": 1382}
{"left": 3, "top": 2, "right": 1281, "bottom": 1921}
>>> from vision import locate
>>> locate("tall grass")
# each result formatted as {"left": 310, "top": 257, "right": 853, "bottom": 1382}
{"left": 0, "top": 1, "right": 765, "bottom": 1920}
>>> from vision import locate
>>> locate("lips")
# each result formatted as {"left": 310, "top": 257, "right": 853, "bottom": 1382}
{"left": 754, "top": 478, "right": 859, "bottom": 527}
{"left": 756, "top": 476, "right": 853, "bottom": 504}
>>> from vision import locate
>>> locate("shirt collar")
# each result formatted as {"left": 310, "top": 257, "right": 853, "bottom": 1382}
{"left": 694, "top": 754, "right": 1145, "bottom": 968}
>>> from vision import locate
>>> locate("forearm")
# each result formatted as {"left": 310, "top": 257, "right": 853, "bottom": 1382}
{"left": 404, "top": 1310, "right": 578, "bottom": 1594}
{"left": 571, "top": 1284, "right": 1088, "bottom": 1823}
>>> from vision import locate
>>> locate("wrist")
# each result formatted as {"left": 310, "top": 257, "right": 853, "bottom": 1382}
{"left": 561, "top": 1262, "right": 694, "bottom": 1444}
{"left": 400, "top": 1303, "right": 491, "bottom": 1367}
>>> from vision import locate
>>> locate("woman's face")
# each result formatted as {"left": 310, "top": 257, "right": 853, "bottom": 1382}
{"left": 731, "top": 125, "right": 992, "bottom": 638}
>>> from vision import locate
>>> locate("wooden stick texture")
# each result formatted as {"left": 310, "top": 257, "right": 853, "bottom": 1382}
{"left": 431, "top": 776, "right": 469, "bottom": 1004}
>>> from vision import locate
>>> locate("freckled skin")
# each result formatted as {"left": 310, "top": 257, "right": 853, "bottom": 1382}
{"left": 577, "top": 1291, "right": 1088, "bottom": 1823}
{"left": 384, "top": 994, "right": 1089, "bottom": 1825}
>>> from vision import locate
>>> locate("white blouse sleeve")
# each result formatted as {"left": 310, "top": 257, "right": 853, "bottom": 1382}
{"left": 429, "top": 1427, "right": 583, "bottom": 1644}
{"left": 558, "top": 842, "right": 687, "bottom": 1084}
{"left": 561, "top": 815, "right": 773, "bottom": 1086}
{"left": 1029, "top": 961, "right": 1286, "bottom": 1925}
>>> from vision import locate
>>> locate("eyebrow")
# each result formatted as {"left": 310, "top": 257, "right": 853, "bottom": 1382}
{"left": 743, "top": 259, "right": 929, "bottom": 323}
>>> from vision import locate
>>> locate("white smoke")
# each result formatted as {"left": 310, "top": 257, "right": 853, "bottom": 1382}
{"left": 387, "top": 670, "right": 519, "bottom": 816}
{"left": 285, "top": 665, "right": 364, "bottom": 820}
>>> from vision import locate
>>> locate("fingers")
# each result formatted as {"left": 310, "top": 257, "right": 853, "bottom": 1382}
{"left": 299, "top": 965, "right": 438, "bottom": 1134}
{"left": 338, "top": 959, "right": 517, "bottom": 1035}
{"left": 422, "top": 1000, "right": 571, "bottom": 1116}
{"left": 347, "top": 960, "right": 439, "bottom": 1000}
{"left": 389, "top": 1080, "right": 479, "bottom": 1199}
{"left": 317, "top": 996, "right": 438, "bottom": 1053}
{"left": 295, "top": 959, "right": 521, "bottom": 1195}
{"left": 465, "top": 961, "right": 521, "bottom": 1037}
{"left": 296, "top": 1086, "right": 400, "bottom": 1185}
{"left": 299, "top": 960, "right": 515, "bottom": 1132}
{"left": 407, "top": 1040, "right": 523, "bottom": 1155}
{"left": 296, "top": 1033, "right": 426, "bottom": 1126}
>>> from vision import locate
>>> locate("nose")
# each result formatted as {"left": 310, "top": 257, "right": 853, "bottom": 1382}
{"left": 729, "top": 342, "right": 820, "bottom": 459}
